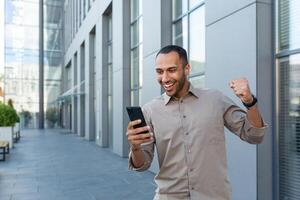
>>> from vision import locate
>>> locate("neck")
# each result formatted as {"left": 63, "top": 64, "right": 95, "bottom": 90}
{"left": 175, "top": 81, "right": 190, "bottom": 98}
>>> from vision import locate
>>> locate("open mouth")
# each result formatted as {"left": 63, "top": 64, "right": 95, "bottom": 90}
{"left": 163, "top": 82, "right": 175, "bottom": 91}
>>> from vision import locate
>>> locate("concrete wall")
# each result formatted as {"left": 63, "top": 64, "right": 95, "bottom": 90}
{"left": 206, "top": 1, "right": 273, "bottom": 200}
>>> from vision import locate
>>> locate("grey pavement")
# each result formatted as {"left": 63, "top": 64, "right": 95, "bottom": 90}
{"left": 0, "top": 129, "right": 156, "bottom": 200}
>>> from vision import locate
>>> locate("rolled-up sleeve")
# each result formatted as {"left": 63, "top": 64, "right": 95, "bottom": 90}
{"left": 224, "top": 105, "right": 268, "bottom": 144}
{"left": 220, "top": 92, "right": 268, "bottom": 144}
{"left": 128, "top": 141, "right": 154, "bottom": 171}
{"left": 128, "top": 104, "right": 155, "bottom": 171}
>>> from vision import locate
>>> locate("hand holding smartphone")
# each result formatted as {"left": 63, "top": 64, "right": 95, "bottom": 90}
{"left": 126, "top": 106, "right": 148, "bottom": 134}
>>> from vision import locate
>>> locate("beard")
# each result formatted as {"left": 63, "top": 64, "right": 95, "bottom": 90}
{"left": 163, "top": 73, "right": 187, "bottom": 98}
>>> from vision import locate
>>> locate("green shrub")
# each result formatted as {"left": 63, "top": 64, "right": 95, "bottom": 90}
{"left": 7, "top": 99, "right": 20, "bottom": 122}
{"left": 46, "top": 107, "right": 58, "bottom": 125}
{"left": 0, "top": 102, "right": 19, "bottom": 126}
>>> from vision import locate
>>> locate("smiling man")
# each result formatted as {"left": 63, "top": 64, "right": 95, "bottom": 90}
{"left": 126, "top": 45, "right": 267, "bottom": 200}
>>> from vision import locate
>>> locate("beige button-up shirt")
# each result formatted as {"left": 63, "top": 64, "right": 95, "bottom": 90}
{"left": 129, "top": 85, "right": 267, "bottom": 200}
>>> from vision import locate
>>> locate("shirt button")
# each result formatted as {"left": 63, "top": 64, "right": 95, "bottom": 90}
{"left": 180, "top": 100, "right": 183, "bottom": 103}
{"left": 188, "top": 149, "right": 191, "bottom": 153}
{"left": 191, "top": 187, "right": 194, "bottom": 190}
{"left": 190, "top": 168, "right": 193, "bottom": 172}
{"left": 185, "top": 132, "right": 189, "bottom": 135}
{"left": 183, "top": 115, "right": 186, "bottom": 118}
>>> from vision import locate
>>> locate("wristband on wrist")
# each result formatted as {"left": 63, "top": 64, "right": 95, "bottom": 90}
{"left": 242, "top": 94, "right": 257, "bottom": 109}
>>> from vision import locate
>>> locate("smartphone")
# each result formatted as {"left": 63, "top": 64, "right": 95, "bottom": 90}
{"left": 126, "top": 106, "right": 148, "bottom": 134}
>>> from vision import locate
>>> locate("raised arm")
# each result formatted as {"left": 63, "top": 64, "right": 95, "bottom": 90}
{"left": 229, "top": 78, "right": 263, "bottom": 128}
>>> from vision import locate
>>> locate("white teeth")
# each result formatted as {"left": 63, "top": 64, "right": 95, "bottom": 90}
{"left": 164, "top": 83, "right": 174, "bottom": 89}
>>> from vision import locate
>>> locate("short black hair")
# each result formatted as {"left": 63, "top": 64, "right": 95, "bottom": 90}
{"left": 156, "top": 45, "right": 188, "bottom": 66}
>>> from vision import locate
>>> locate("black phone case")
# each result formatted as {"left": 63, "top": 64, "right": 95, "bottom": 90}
{"left": 126, "top": 106, "right": 148, "bottom": 134}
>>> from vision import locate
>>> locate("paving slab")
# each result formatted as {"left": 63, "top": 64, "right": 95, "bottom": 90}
{"left": 0, "top": 129, "right": 156, "bottom": 200}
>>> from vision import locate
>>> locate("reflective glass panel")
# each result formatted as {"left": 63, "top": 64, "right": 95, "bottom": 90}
{"left": 139, "top": 44, "right": 143, "bottom": 87}
{"left": 5, "top": 0, "right": 39, "bottom": 26}
{"left": 189, "top": 6, "right": 205, "bottom": 75}
{"left": 277, "top": 0, "right": 300, "bottom": 51}
{"left": 131, "top": 21, "right": 139, "bottom": 47}
{"left": 173, "top": 17, "right": 188, "bottom": 50}
{"left": 278, "top": 54, "right": 300, "bottom": 200}
{"left": 108, "top": 15, "right": 112, "bottom": 41}
{"left": 172, "top": 0, "right": 188, "bottom": 20}
{"left": 131, "top": 0, "right": 139, "bottom": 22}
{"left": 131, "top": 48, "right": 139, "bottom": 90}
{"left": 108, "top": 45, "right": 112, "bottom": 63}
{"left": 131, "top": 90, "right": 139, "bottom": 106}
{"left": 189, "top": 0, "right": 204, "bottom": 9}
{"left": 4, "top": 0, "right": 40, "bottom": 119}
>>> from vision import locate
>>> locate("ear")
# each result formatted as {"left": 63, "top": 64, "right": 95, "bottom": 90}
{"left": 184, "top": 64, "right": 190, "bottom": 76}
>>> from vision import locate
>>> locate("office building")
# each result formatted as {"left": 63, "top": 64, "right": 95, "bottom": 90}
{"left": 3, "top": 0, "right": 299, "bottom": 199}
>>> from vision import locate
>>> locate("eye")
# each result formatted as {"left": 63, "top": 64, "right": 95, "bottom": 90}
{"left": 168, "top": 67, "right": 177, "bottom": 73}
{"left": 156, "top": 69, "right": 163, "bottom": 75}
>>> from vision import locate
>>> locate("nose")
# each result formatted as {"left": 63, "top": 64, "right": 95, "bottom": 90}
{"left": 161, "top": 71, "right": 170, "bottom": 83}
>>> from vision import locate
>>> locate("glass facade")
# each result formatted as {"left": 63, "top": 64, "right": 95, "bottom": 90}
{"left": 130, "top": 0, "right": 143, "bottom": 106}
{"left": 4, "top": 0, "right": 40, "bottom": 128}
{"left": 4, "top": 0, "right": 62, "bottom": 128}
{"left": 172, "top": 0, "right": 205, "bottom": 88}
{"left": 276, "top": 0, "right": 300, "bottom": 199}
{"left": 44, "top": 0, "right": 63, "bottom": 128}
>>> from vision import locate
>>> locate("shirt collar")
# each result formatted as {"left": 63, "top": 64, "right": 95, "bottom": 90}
{"left": 163, "top": 83, "right": 200, "bottom": 105}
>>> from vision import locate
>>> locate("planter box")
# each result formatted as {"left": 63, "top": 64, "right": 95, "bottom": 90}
{"left": 0, "top": 126, "right": 13, "bottom": 148}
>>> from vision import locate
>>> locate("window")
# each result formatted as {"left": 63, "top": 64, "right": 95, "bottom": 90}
{"left": 102, "top": 4, "right": 113, "bottom": 147}
{"left": 88, "top": 0, "right": 91, "bottom": 10}
{"left": 107, "top": 13, "right": 113, "bottom": 147}
{"left": 172, "top": 0, "right": 205, "bottom": 88}
{"left": 79, "top": 0, "right": 82, "bottom": 25}
{"left": 276, "top": 0, "right": 300, "bottom": 199}
{"left": 130, "top": 0, "right": 143, "bottom": 106}
{"left": 66, "top": 64, "right": 71, "bottom": 90}
{"left": 277, "top": 0, "right": 300, "bottom": 52}
{"left": 83, "top": 0, "right": 86, "bottom": 19}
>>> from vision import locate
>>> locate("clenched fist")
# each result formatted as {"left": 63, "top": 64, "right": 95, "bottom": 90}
{"left": 229, "top": 78, "right": 253, "bottom": 104}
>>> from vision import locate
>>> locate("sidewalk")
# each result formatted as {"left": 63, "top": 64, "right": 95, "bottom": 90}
{"left": 0, "top": 129, "right": 156, "bottom": 200}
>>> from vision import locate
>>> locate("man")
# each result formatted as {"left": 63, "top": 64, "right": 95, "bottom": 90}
{"left": 126, "top": 45, "right": 267, "bottom": 200}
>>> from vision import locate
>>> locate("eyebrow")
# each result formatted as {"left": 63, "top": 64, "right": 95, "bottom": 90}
{"left": 155, "top": 65, "right": 178, "bottom": 69}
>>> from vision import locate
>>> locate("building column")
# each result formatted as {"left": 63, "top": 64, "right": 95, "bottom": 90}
{"left": 84, "top": 35, "right": 96, "bottom": 141}
{"left": 77, "top": 45, "right": 85, "bottom": 137}
{"left": 112, "top": 0, "right": 130, "bottom": 157}
{"left": 71, "top": 54, "right": 78, "bottom": 134}
{"left": 205, "top": 1, "right": 273, "bottom": 200}
{"left": 39, "top": 0, "right": 44, "bottom": 129}
{"left": 95, "top": 18, "right": 107, "bottom": 146}
{"left": 84, "top": 35, "right": 90, "bottom": 140}
{"left": 256, "top": 2, "right": 273, "bottom": 200}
